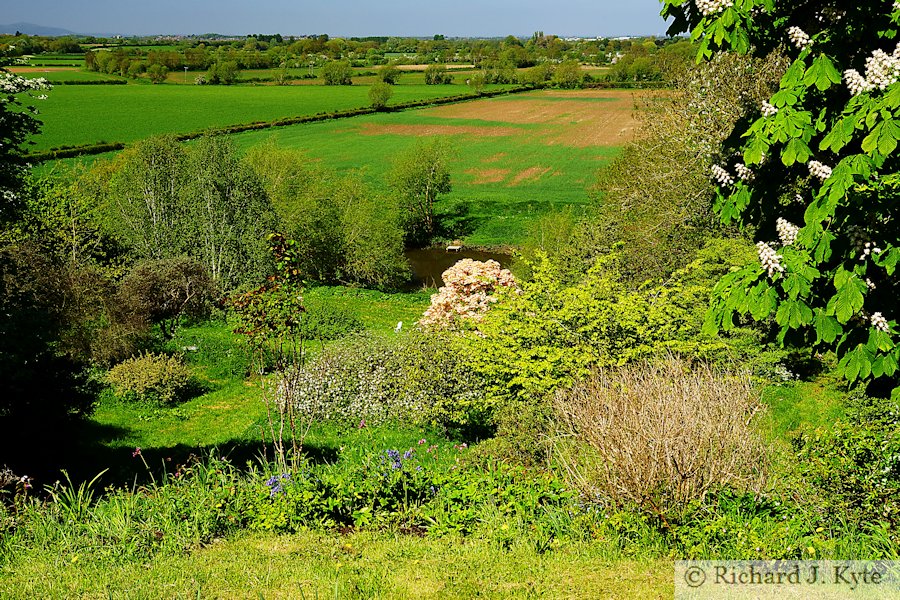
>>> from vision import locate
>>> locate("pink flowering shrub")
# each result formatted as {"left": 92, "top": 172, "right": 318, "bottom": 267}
{"left": 420, "top": 259, "right": 516, "bottom": 328}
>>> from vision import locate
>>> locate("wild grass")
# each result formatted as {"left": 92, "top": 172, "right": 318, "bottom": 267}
{"left": 17, "top": 69, "right": 125, "bottom": 82}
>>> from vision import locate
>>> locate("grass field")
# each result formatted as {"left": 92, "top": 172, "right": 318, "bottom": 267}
{"left": 30, "top": 83, "right": 507, "bottom": 151}
{"left": 13, "top": 67, "right": 126, "bottom": 82}
{"left": 1, "top": 531, "right": 672, "bottom": 599}
{"left": 232, "top": 89, "right": 647, "bottom": 246}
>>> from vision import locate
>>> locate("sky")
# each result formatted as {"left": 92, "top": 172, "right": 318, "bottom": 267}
{"left": 3, "top": 0, "right": 670, "bottom": 38}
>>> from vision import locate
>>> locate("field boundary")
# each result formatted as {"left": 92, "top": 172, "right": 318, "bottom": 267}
{"left": 27, "top": 85, "right": 533, "bottom": 162}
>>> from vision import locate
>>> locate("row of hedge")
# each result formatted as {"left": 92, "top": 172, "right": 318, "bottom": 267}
{"left": 27, "top": 86, "right": 530, "bottom": 162}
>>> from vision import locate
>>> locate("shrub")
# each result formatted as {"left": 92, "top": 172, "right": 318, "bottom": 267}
{"left": 553, "top": 357, "right": 767, "bottom": 521}
{"left": 368, "top": 81, "right": 393, "bottom": 111}
{"left": 299, "top": 298, "right": 363, "bottom": 341}
{"left": 114, "top": 257, "right": 217, "bottom": 339}
{"left": 792, "top": 393, "right": 900, "bottom": 534}
{"left": 277, "top": 331, "right": 488, "bottom": 432}
{"left": 424, "top": 63, "right": 452, "bottom": 85}
{"left": 105, "top": 353, "right": 195, "bottom": 405}
{"left": 420, "top": 258, "right": 516, "bottom": 329}
{"left": 321, "top": 60, "right": 352, "bottom": 85}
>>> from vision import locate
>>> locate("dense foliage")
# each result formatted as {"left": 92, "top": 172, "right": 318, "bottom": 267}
{"left": 662, "top": 0, "right": 900, "bottom": 394}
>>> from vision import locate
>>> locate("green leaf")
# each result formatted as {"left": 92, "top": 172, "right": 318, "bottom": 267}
{"left": 814, "top": 310, "right": 842, "bottom": 344}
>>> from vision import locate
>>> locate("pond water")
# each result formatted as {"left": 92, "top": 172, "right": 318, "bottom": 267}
{"left": 404, "top": 247, "right": 513, "bottom": 289}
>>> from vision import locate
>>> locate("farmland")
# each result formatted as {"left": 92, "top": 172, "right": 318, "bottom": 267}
{"left": 232, "top": 89, "right": 646, "bottom": 246}
{"left": 29, "top": 83, "right": 510, "bottom": 151}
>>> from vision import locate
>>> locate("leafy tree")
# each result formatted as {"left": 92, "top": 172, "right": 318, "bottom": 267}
{"left": 661, "top": 0, "right": 900, "bottom": 392}
{"left": 376, "top": 62, "right": 401, "bottom": 84}
{"left": 369, "top": 81, "right": 393, "bottom": 110}
{"left": 388, "top": 138, "right": 453, "bottom": 246}
{"left": 424, "top": 63, "right": 452, "bottom": 85}
{"left": 115, "top": 257, "right": 217, "bottom": 339}
{"left": 206, "top": 60, "right": 239, "bottom": 84}
{"left": 0, "top": 48, "right": 50, "bottom": 223}
{"left": 146, "top": 63, "right": 169, "bottom": 84}
{"left": 551, "top": 59, "right": 584, "bottom": 89}
{"left": 468, "top": 71, "right": 487, "bottom": 94}
{"left": 321, "top": 60, "right": 353, "bottom": 85}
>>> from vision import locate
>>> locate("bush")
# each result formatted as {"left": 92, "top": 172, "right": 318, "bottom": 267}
{"left": 792, "top": 393, "right": 900, "bottom": 534}
{"left": 368, "top": 81, "right": 393, "bottom": 110}
{"left": 277, "top": 331, "right": 489, "bottom": 432}
{"left": 424, "top": 63, "right": 452, "bottom": 85}
{"left": 321, "top": 60, "right": 352, "bottom": 85}
{"left": 298, "top": 297, "right": 364, "bottom": 341}
{"left": 105, "top": 353, "right": 195, "bottom": 405}
{"left": 553, "top": 357, "right": 767, "bottom": 521}
{"left": 114, "top": 257, "right": 217, "bottom": 340}
{"left": 420, "top": 258, "right": 516, "bottom": 329}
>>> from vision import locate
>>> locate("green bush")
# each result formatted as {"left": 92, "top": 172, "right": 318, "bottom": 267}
{"left": 299, "top": 298, "right": 364, "bottom": 341}
{"left": 792, "top": 394, "right": 900, "bottom": 536}
{"left": 105, "top": 353, "right": 195, "bottom": 405}
{"left": 278, "top": 330, "right": 489, "bottom": 432}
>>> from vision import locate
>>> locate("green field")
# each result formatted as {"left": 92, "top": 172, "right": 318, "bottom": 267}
{"left": 31, "top": 83, "right": 505, "bottom": 151}
{"left": 231, "top": 90, "right": 630, "bottom": 246}
{"left": 17, "top": 68, "right": 125, "bottom": 82}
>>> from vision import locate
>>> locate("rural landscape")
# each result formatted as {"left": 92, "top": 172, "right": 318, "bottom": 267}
{"left": 0, "top": 0, "right": 898, "bottom": 597}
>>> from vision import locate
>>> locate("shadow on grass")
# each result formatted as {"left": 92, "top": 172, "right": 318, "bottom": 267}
{"left": 0, "top": 415, "right": 340, "bottom": 491}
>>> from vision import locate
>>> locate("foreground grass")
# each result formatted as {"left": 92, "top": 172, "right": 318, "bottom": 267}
{"left": 1, "top": 530, "right": 671, "bottom": 599}
{"left": 31, "top": 83, "right": 501, "bottom": 151}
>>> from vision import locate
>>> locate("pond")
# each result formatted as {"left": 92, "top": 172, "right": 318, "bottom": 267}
{"left": 404, "top": 247, "right": 513, "bottom": 289}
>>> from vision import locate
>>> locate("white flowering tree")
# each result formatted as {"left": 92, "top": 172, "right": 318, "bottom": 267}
{"left": 0, "top": 47, "right": 50, "bottom": 222}
{"left": 660, "top": 1, "right": 899, "bottom": 389}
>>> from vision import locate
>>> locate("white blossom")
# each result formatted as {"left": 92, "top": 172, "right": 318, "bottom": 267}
{"left": 776, "top": 218, "right": 799, "bottom": 246}
{"left": 859, "top": 241, "right": 883, "bottom": 261}
{"left": 735, "top": 163, "right": 755, "bottom": 182}
{"left": 807, "top": 160, "right": 832, "bottom": 181}
{"left": 761, "top": 100, "right": 778, "bottom": 117}
{"left": 711, "top": 164, "right": 734, "bottom": 186}
{"left": 756, "top": 241, "right": 785, "bottom": 278}
{"left": 787, "top": 26, "right": 811, "bottom": 51}
{"left": 871, "top": 312, "right": 890, "bottom": 333}
{"left": 844, "top": 69, "right": 873, "bottom": 95}
{"left": 694, "top": 0, "right": 734, "bottom": 17}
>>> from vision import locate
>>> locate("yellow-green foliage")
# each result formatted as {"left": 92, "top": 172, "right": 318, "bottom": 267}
{"left": 106, "top": 352, "right": 193, "bottom": 404}
{"left": 462, "top": 238, "right": 758, "bottom": 404}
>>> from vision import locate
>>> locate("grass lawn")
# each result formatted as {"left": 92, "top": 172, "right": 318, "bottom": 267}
{"left": 1, "top": 530, "right": 672, "bottom": 599}
{"left": 30, "top": 83, "right": 504, "bottom": 151}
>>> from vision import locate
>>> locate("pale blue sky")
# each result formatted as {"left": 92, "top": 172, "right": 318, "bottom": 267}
{"left": 4, "top": 0, "right": 669, "bottom": 37}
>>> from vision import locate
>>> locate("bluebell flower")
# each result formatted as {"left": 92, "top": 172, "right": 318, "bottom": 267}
{"left": 403, "top": 449, "right": 414, "bottom": 460}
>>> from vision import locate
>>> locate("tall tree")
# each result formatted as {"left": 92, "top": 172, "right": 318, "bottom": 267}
{"left": 661, "top": 0, "right": 900, "bottom": 392}
{"left": 388, "top": 138, "right": 453, "bottom": 246}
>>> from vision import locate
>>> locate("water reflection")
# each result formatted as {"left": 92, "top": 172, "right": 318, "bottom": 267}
{"left": 404, "top": 247, "right": 513, "bottom": 289}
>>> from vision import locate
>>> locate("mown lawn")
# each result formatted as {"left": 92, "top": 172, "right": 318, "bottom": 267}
{"left": 30, "top": 83, "right": 506, "bottom": 151}
{"left": 2, "top": 530, "right": 671, "bottom": 599}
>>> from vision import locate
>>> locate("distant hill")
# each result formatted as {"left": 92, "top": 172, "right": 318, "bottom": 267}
{"left": 0, "top": 22, "right": 78, "bottom": 37}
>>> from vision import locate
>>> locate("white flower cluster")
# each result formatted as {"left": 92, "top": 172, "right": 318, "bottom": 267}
{"left": 859, "top": 241, "right": 883, "bottom": 261}
{"left": 871, "top": 312, "right": 890, "bottom": 333}
{"left": 776, "top": 218, "right": 799, "bottom": 246}
{"left": 895, "top": 1, "right": 900, "bottom": 12}
{"left": 866, "top": 278, "right": 877, "bottom": 290}
{"left": 843, "top": 44, "right": 900, "bottom": 95}
{"left": 807, "top": 160, "right": 832, "bottom": 181}
{"left": 711, "top": 164, "right": 734, "bottom": 186}
{"left": 787, "top": 26, "right": 811, "bottom": 50}
{"left": 420, "top": 259, "right": 516, "bottom": 328}
{"left": 694, "top": 0, "right": 733, "bottom": 16}
{"left": 761, "top": 100, "right": 778, "bottom": 117}
{"left": 0, "top": 73, "right": 50, "bottom": 95}
{"left": 794, "top": 193, "right": 805, "bottom": 204}
{"left": 735, "top": 163, "right": 755, "bottom": 182}
{"left": 756, "top": 241, "right": 785, "bottom": 278}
